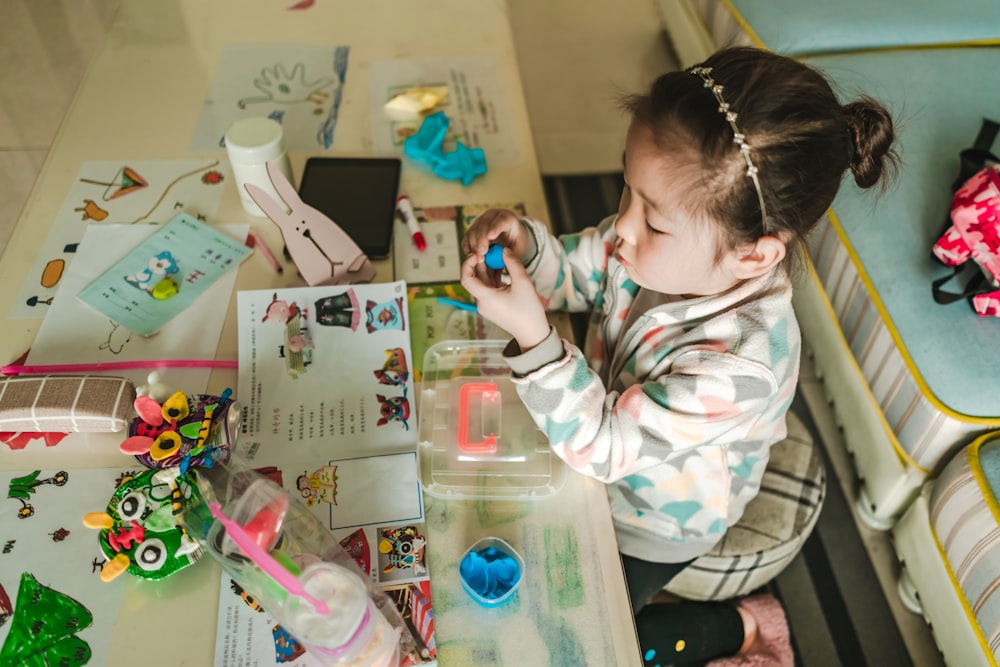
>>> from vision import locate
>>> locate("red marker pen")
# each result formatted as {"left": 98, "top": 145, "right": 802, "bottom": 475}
{"left": 396, "top": 194, "right": 426, "bottom": 251}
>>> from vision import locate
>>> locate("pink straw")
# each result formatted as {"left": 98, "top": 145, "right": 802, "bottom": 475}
{"left": 1, "top": 359, "right": 238, "bottom": 376}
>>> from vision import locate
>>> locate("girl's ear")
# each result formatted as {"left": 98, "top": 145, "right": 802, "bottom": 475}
{"left": 728, "top": 236, "right": 786, "bottom": 279}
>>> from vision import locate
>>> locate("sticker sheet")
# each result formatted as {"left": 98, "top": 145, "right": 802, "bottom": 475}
{"left": 235, "top": 281, "right": 417, "bottom": 464}
{"left": 368, "top": 55, "right": 520, "bottom": 166}
{"left": 76, "top": 214, "right": 250, "bottom": 336}
{"left": 0, "top": 467, "right": 134, "bottom": 666}
{"left": 10, "top": 159, "right": 228, "bottom": 319}
{"left": 190, "top": 44, "right": 351, "bottom": 152}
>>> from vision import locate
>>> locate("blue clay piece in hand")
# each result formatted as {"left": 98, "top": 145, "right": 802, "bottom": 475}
{"left": 484, "top": 243, "right": 505, "bottom": 270}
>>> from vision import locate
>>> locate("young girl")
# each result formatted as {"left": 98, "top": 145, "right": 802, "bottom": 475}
{"left": 461, "top": 46, "right": 897, "bottom": 665}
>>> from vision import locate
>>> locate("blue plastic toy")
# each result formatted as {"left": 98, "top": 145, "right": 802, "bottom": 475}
{"left": 404, "top": 111, "right": 488, "bottom": 186}
{"left": 484, "top": 243, "right": 505, "bottom": 270}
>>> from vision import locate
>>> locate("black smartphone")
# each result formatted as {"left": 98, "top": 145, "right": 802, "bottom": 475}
{"left": 297, "top": 157, "right": 402, "bottom": 259}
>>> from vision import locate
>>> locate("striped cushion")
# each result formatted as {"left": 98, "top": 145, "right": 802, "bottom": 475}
{"left": 665, "top": 411, "right": 825, "bottom": 601}
{"left": 0, "top": 375, "right": 135, "bottom": 432}
{"left": 928, "top": 432, "right": 1000, "bottom": 659}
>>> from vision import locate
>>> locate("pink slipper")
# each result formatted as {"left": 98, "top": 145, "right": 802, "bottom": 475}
{"left": 706, "top": 594, "right": 794, "bottom": 667}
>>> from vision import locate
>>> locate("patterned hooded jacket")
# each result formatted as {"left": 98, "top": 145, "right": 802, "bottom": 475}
{"left": 503, "top": 215, "right": 801, "bottom": 563}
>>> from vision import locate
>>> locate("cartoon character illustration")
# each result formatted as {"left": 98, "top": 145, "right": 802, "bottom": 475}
{"left": 124, "top": 250, "right": 179, "bottom": 293}
{"left": 263, "top": 294, "right": 314, "bottom": 376}
{"left": 373, "top": 347, "right": 409, "bottom": 387}
{"left": 262, "top": 293, "right": 301, "bottom": 325}
{"left": 296, "top": 466, "right": 338, "bottom": 507}
{"left": 339, "top": 529, "right": 371, "bottom": 574}
{"left": 83, "top": 467, "right": 202, "bottom": 581}
{"left": 387, "top": 580, "right": 437, "bottom": 663}
{"left": 230, "top": 580, "right": 264, "bottom": 612}
{"left": 6, "top": 470, "right": 69, "bottom": 519}
{"left": 314, "top": 289, "right": 361, "bottom": 330}
{"left": 74, "top": 198, "right": 109, "bottom": 221}
{"left": 271, "top": 624, "right": 306, "bottom": 663}
{"left": 378, "top": 526, "right": 427, "bottom": 575}
{"left": 0, "top": 572, "right": 92, "bottom": 666}
{"left": 119, "top": 389, "right": 238, "bottom": 471}
{"left": 366, "top": 297, "right": 406, "bottom": 333}
{"left": 376, "top": 393, "right": 410, "bottom": 430}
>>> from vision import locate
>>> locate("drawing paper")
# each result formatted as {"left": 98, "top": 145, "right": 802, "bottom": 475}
{"left": 10, "top": 159, "right": 228, "bottom": 319}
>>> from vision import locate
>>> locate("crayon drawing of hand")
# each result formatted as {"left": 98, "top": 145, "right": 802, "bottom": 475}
{"left": 238, "top": 62, "right": 333, "bottom": 109}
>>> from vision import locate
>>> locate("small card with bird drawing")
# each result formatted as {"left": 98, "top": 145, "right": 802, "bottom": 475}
{"left": 76, "top": 213, "right": 250, "bottom": 336}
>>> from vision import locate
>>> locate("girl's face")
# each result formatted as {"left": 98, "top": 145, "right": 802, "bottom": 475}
{"left": 614, "top": 121, "right": 744, "bottom": 297}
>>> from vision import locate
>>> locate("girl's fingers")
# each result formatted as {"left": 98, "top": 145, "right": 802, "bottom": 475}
{"left": 460, "top": 254, "right": 486, "bottom": 297}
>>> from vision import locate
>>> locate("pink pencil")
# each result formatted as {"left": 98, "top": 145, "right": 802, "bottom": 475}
{"left": 1, "top": 359, "right": 238, "bottom": 376}
{"left": 246, "top": 231, "right": 283, "bottom": 274}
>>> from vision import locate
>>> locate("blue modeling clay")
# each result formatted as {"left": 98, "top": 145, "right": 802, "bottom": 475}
{"left": 403, "top": 111, "right": 488, "bottom": 186}
{"left": 403, "top": 111, "right": 449, "bottom": 162}
{"left": 431, "top": 141, "right": 488, "bottom": 186}
{"left": 459, "top": 544, "right": 521, "bottom": 604}
{"left": 484, "top": 243, "right": 505, "bottom": 270}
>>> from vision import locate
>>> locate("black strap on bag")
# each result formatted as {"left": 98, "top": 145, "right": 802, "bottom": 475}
{"left": 931, "top": 118, "right": 1000, "bottom": 306}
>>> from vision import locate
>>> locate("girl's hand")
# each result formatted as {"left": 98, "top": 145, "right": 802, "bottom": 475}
{"left": 461, "top": 249, "right": 550, "bottom": 351}
{"left": 461, "top": 208, "right": 529, "bottom": 265}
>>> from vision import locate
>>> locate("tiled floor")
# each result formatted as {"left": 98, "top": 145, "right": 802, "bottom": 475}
{"left": 0, "top": 0, "right": 120, "bottom": 262}
{"left": 0, "top": 1, "right": 948, "bottom": 665}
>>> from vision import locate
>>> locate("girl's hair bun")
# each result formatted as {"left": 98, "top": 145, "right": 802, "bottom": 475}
{"left": 843, "top": 97, "right": 898, "bottom": 189}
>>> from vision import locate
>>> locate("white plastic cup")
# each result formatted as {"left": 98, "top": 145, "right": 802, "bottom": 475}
{"left": 287, "top": 562, "right": 400, "bottom": 666}
{"left": 224, "top": 117, "right": 294, "bottom": 217}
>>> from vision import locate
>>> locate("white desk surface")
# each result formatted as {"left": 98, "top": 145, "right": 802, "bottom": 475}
{"left": 0, "top": 1, "right": 639, "bottom": 665}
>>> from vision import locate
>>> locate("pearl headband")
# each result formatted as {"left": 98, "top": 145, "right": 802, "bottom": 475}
{"left": 688, "top": 65, "right": 769, "bottom": 235}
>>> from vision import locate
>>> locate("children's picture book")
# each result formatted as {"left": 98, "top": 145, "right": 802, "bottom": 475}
{"left": 225, "top": 282, "right": 436, "bottom": 665}
{"left": 235, "top": 281, "right": 417, "bottom": 464}
{"left": 0, "top": 466, "right": 135, "bottom": 666}
{"left": 76, "top": 213, "right": 250, "bottom": 336}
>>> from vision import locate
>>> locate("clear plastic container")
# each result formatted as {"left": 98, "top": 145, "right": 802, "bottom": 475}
{"left": 417, "top": 340, "right": 565, "bottom": 499}
{"left": 179, "top": 464, "right": 412, "bottom": 666}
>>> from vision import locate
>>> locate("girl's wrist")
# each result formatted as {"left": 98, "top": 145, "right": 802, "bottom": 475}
{"left": 515, "top": 322, "right": 551, "bottom": 352}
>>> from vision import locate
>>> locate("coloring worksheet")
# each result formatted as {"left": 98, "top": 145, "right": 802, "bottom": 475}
{"left": 368, "top": 55, "right": 520, "bottom": 166}
{"left": 0, "top": 467, "right": 134, "bottom": 666}
{"left": 10, "top": 159, "right": 228, "bottom": 319}
{"left": 190, "top": 44, "right": 351, "bottom": 152}
{"left": 235, "top": 281, "right": 417, "bottom": 464}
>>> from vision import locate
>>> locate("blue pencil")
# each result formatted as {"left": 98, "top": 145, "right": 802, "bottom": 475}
{"left": 437, "top": 296, "right": 478, "bottom": 313}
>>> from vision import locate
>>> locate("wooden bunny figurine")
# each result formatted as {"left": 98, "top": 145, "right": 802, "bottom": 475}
{"left": 244, "top": 161, "right": 376, "bottom": 286}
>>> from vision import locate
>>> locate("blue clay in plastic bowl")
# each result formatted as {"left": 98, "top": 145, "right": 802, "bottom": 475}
{"left": 459, "top": 536, "right": 524, "bottom": 607}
